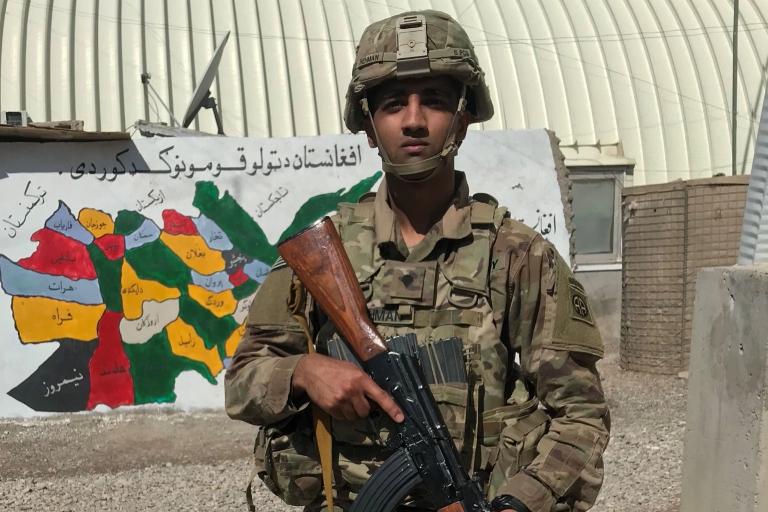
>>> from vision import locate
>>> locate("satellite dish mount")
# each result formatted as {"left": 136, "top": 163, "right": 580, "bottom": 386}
{"left": 185, "top": 90, "right": 223, "bottom": 135}
{"left": 182, "top": 31, "right": 230, "bottom": 135}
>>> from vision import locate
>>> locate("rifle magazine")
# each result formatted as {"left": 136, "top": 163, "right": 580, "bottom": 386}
{"left": 349, "top": 449, "right": 421, "bottom": 512}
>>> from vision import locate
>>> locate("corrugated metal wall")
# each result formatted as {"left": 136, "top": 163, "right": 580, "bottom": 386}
{"left": 621, "top": 175, "right": 749, "bottom": 374}
{"left": 1, "top": 0, "right": 767, "bottom": 185}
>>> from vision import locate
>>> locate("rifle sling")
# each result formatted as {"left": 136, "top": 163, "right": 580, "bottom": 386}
{"left": 289, "top": 277, "right": 335, "bottom": 511}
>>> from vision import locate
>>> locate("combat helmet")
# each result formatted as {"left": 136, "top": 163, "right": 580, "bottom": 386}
{"left": 344, "top": 10, "right": 494, "bottom": 180}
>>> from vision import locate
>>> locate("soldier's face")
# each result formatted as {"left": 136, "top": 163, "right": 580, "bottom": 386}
{"left": 364, "top": 76, "right": 471, "bottom": 167}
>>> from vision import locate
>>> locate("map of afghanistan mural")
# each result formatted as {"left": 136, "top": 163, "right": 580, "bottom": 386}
{"left": 1, "top": 175, "right": 381, "bottom": 413}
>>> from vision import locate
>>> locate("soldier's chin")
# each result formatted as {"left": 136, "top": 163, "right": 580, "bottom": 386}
{"left": 391, "top": 154, "right": 444, "bottom": 182}
{"left": 398, "top": 169, "right": 436, "bottom": 182}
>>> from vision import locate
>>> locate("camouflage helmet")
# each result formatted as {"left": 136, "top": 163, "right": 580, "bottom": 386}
{"left": 343, "top": 9, "right": 494, "bottom": 133}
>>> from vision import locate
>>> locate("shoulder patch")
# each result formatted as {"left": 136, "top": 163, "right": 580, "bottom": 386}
{"left": 548, "top": 252, "right": 603, "bottom": 357}
{"left": 568, "top": 278, "right": 593, "bottom": 326}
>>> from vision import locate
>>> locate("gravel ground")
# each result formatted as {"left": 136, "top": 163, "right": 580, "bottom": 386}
{"left": 591, "top": 339, "right": 686, "bottom": 512}
{"left": 0, "top": 339, "right": 686, "bottom": 512}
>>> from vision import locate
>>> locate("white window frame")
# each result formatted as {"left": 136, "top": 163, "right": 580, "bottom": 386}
{"left": 569, "top": 168, "right": 626, "bottom": 266}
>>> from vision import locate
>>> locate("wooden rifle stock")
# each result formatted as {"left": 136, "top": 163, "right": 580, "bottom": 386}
{"left": 277, "top": 217, "right": 388, "bottom": 362}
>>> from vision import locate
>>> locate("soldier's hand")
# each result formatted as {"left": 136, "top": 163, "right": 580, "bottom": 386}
{"left": 292, "top": 353, "right": 404, "bottom": 423}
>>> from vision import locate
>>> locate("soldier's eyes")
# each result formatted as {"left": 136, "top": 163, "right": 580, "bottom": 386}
{"left": 424, "top": 97, "right": 447, "bottom": 107}
{"left": 380, "top": 96, "right": 448, "bottom": 111}
{"left": 382, "top": 100, "right": 405, "bottom": 111}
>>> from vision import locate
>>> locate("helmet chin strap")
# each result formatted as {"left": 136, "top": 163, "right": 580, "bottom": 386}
{"left": 361, "top": 84, "right": 468, "bottom": 183}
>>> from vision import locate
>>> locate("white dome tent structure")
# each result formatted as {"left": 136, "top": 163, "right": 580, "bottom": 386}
{"left": 0, "top": 0, "right": 765, "bottom": 186}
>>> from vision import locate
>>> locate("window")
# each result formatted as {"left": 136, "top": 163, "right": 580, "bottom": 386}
{"left": 570, "top": 169, "right": 624, "bottom": 265}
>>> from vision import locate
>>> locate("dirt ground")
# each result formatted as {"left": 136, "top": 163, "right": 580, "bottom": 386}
{"left": 0, "top": 410, "right": 258, "bottom": 479}
{"left": 0, "top": 337, "right": 686, "bottom": 511}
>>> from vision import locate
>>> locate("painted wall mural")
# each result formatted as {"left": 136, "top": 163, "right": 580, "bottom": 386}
{"left": 0, "top": 130, "right": 569, "bottom": 418}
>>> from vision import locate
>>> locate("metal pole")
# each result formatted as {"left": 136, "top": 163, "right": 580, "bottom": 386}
{"left": 732, "top": 0, "right": 740, "bottom": 176}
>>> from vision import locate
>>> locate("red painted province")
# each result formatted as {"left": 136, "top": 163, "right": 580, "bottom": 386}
{"left": 94, "top": 234, "right": 125, "bottom": 261}
{"left": 87, "top": 311, "right": 134, "bottom": 409}
{"left": 162, "top": 210, "right": 198, "bottom": 236}
{"left": 17, "top": 229, "right": 97, "bottom": 280}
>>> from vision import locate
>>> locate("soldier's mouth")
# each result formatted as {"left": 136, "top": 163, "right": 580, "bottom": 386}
{"left": 401, "top": 139, "right": 429, "bottom": 155}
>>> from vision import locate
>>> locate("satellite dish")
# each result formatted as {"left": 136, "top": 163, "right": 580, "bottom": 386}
{"left": 182, "top": 31, "right": 230, "bottom": 134}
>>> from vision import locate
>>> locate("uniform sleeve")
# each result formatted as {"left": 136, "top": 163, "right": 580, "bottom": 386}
{"left": 500, "top": 238, "right": 611, "bottom": 512}
{"left": 224, "top": 264, "right": 312, "bottom": 426}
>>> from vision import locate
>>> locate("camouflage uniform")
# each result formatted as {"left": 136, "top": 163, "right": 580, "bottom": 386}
{"left": 226, "top": 9, "right": 609, "bottom": 512}
{"left": 226, "top": 171, "right": 610, "bottom": 512}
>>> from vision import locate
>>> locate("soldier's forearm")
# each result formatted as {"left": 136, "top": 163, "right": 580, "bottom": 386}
{"left": 225, "top": 353, "right": 309, "bottom": 425}
{"left": 515, "top": 351, "right": 609, "bottom": 510}
{"left": 224, "top": 325, "right": 311, "bottom": 425}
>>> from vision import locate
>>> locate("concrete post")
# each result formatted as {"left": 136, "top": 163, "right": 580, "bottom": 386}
{"left": 680, "top": 265, "right": 768, "bottom": 512}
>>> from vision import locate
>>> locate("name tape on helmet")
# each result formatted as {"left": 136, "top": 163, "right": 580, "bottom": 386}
{"left": 357, "top": 52, "right": 396, "bottom": 69}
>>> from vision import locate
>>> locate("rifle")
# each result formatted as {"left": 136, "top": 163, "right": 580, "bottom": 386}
{"left": 277, "top": 217, "right": 492, "bottom": 512}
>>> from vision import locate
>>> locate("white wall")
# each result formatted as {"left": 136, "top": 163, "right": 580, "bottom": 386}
{"left": 0, "top": 129, "right": 568, "bottom": 418}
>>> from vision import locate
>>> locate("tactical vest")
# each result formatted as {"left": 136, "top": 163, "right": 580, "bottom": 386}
{"left": 323, "top": 194, "right": 549, "bottom": 498}
{"left": 254, "top": 195, "right": 552, "bottom": 509}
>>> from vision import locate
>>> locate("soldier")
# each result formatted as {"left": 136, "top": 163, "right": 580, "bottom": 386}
{"left": 226, "top": 9, "right": 610, "bottom": 512}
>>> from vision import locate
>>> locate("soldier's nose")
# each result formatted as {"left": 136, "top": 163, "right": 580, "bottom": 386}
{"left": 402, "top": 95, "right": 427, "bottom": 134}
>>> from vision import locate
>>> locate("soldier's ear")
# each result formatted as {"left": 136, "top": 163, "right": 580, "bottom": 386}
{"left": 363, "top": 117, "right": 378, "bottom": 149}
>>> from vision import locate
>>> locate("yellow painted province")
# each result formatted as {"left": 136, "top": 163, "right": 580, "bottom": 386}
{"left": 121, "top": 261, "right": 181, "bottom": 320}
{"left": 12, "top": 297, "right": 106, "bottom": 343}
{"left": 159, "top": 233, "right": 225, "bottom": 274}
{"left": 225, "top": 322, "right": 246, "bottom": 357}
{"left": 188, "top": 285, "right": 237, "bottom": 318}
{"left": 165, "top": 318, "right": 223, "bottom": 376}
{"left": 78, "top": 208, "right": 114, "bottom": 238}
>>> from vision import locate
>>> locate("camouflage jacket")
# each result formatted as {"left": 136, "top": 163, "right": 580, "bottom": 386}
{"left": 225, "top": 172, "right": 610, "bottom": 512}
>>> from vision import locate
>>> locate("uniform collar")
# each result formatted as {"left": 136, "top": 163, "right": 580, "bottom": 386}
{"left": 373, "top": 171, "right": 472, "bottom": 261}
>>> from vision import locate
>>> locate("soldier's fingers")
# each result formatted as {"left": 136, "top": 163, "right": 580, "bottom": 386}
{"left": 363, "top": 380, "right": 404, "bottom": 423}
{"left": 351, "top": 396, "right": 371, "bottom": 418}
{"left": 340, "top": 403, "right": 360, "bottom": 421}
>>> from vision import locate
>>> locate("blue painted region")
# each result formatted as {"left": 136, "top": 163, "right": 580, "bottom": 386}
{"left": 243, "top": 259, "right": 271, "bottom": 284}
{"left": 125, "top": 219, "right": 161, "bottom": 251}
{"left": 190, "top": 270, "right": 234, "bottom": 293}
{"left": 192, "top": 215, "right": 234, "bottom": 251}
{"left": 0, "top": 255, "right": 103, "bottom": 304}
{"left": 45, "top": 201, "right": 94, "bottom": 245}
{"left": 223, "top": 358, "right": 232, "bottom": 369}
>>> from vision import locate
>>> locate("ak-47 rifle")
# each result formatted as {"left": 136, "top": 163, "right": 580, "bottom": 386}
{"left": 277, "top": 217, "right": 492, "bottom": 512}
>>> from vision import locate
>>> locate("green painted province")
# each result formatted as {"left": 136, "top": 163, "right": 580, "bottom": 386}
{"left": 193, "top": 172, "right": 382, "bottom": 264}
{"left": 124, "top": 330, "right": 217, "bottom": 404}
{"left": 178, "top": 295, "right": 238, "bottom": 359}
{"left": 87, "top": 245, "right": 123, "bottom": 313}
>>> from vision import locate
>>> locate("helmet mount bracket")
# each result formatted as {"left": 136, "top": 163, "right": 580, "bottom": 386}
{"left": 396, "top": 15, "right": 430, "bottom": 79}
